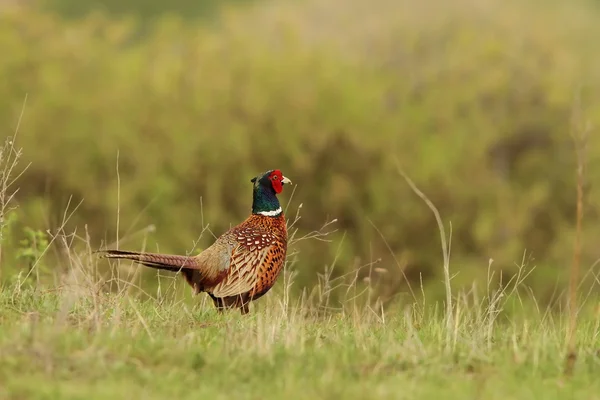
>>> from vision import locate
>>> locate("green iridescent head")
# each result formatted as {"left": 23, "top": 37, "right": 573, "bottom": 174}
{"left": 250, "top": 169, "right": 292, "bottom": 216}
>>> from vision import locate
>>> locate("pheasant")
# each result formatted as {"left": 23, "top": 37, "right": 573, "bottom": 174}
{"left": 100, "top": 169, "right": 292, "bottom": 315}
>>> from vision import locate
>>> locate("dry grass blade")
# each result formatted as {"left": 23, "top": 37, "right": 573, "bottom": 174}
{"left": 0, "top": 94, "right": 31, "bottom": 276}
{"left": 395, "top": 160, "right": 454, "bottom": 347}
{"left": 564, "top": 92, "right": 591, "bottom": 377}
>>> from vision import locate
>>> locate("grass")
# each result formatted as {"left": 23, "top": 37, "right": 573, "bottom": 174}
{"left": 0, "top": 279, "right": 599, "bottom": 399}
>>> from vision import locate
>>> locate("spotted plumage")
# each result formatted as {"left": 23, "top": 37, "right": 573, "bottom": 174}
{"left": 100, "top": 169, "right": 292, "bottom": 315}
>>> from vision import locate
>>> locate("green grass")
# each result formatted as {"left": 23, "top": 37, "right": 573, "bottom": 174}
{"left": 0, "top": 271, "right": 599, "bottom": 399}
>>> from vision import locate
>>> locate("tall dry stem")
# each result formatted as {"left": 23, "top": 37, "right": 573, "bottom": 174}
{"left": 0, "top": 95, "right": 30, "bottom": 277}
{"left": 564, "top": 93, "right": 590, "bottom": 376}
{"left": 396, "top": 161, "right": 454, "bottom": 349}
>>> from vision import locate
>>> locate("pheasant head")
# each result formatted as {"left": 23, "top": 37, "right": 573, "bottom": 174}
{"left": 251, "top": 169, "right": 292, "bottom": 217}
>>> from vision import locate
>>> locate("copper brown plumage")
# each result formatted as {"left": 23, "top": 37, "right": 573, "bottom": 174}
{"left": 100, "top": 169, "right": 292, "bottom": 315}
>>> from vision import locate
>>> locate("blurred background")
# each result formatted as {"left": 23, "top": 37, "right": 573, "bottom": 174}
{"left": 1, "top": 0, "right": 600, "bottom": 309}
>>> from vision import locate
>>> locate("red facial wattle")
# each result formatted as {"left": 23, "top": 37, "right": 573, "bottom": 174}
{"left": 270, "top": 170, "right": 284, "bottom": 194}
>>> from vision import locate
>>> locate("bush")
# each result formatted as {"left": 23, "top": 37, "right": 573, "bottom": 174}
{"left": 2, "top": 0, "right": 600, "bottom": 306}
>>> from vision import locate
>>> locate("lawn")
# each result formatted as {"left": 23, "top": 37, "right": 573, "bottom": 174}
{"left": 0, "top": 275, "right": 598, "bottom": 400}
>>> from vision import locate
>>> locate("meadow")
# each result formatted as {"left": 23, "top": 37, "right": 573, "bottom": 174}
{"left": 0, "top": 230, "right": 599, "bottom": 399}
{"left": 0, "top": 291, "right": 599, "bottom": 399}
{"left": 1, "top": 0, "right": 600, "bottom": 397}
{"left": 1, "top": 231, "right": 599, "bottom": 399}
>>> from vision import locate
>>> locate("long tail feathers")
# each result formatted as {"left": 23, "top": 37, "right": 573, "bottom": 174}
{"left": 100, "top": 249, "right": 198, "bottom": 272}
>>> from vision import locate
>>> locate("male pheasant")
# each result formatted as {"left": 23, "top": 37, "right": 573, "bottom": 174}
{"left": 100, "top": 169, "right": 292, "bottom": 315}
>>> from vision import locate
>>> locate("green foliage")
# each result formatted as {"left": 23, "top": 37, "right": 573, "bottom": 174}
{"left": 0, "top": 212, "right": 17, "bottom": 249}
{"left": 1, "top": 0, "right": 600, "bottom": 304}
{"left": 0, "top": 209, "right": 51, "bottom": 285}
{"left": 16, "top": 226, "right": 49, "bottom": 275}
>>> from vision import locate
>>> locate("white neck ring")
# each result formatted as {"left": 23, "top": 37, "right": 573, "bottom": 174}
{"left": 257, "top": 207, "right": 282, "bottom": 217}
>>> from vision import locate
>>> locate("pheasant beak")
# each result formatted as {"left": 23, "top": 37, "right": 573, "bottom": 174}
{"left": 281, "top": 176, "right": 292, "bottom": 185}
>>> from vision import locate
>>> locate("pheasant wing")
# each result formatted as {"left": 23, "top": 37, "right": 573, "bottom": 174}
{"left": 210, "top": 228, "right": 280, "bottom": 298}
